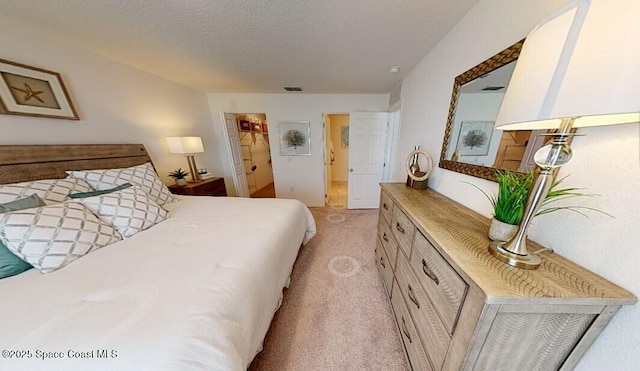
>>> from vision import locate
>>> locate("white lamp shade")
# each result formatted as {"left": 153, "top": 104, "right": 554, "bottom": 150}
{"left": 495, "top": 0, "right": 640, "bottom": 130}
{"left": 166, "top": 136, "right": 204, "bottom": 154}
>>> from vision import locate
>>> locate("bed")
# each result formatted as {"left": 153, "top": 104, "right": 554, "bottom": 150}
{"left": 0, "top": 144, "right": 316, "bottom": 370}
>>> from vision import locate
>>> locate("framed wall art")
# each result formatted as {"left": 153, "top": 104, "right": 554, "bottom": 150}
{"left": 237, "top": 119, "right": 251, "bottom": 131}
{"left": 278, "top": 121, "right": 310, "bottom": 156}
{"left": 456, "top": 120, "right": 494, "bottom": 156}
{"left": 341, "top": 126, "right": 349, "bottom": 148}
{"left": 0, "top": 59, "right": 79, "bottom": 120}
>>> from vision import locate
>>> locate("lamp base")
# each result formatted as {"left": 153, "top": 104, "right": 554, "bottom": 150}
{"left": 185, "top": 155, "right": 202, "bottom": 183}
{"left": 488, "top": 241, "right": 541, "bottom": 270}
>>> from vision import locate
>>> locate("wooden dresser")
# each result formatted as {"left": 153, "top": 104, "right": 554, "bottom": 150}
{"left": 375, "top": 183, "right": 635, "bottom": 371}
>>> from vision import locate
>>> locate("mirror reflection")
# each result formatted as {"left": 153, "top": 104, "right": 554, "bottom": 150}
{"left": 439, "top": 40, "right": 548, "bottom": 181}
{"left": 447, "top": 61, "right": 541, "bottom": 172}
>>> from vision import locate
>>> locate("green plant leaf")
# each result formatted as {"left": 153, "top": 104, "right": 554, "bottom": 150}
{"left": 168, "top": 167, "right": 189, "bottom": 179}
{"left": 463, "top": 170, "right": 612, "bottom": 226}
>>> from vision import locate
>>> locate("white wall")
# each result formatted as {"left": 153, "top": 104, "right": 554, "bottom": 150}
{"left": 0, "top": 14, "right": 218, "bottom": 183}
{"left": 398, "top": 0, "right": 639, "bottom": 369}
{"left": 207, "top": 94, "right": 388, "bottom": 206}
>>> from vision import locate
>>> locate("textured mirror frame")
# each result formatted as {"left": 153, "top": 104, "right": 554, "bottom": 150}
{"left": 439, "top": 40, "right": 524, "bottom": 182}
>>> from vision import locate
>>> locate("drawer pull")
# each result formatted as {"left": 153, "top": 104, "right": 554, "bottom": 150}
{"left": 401, "top": 317, "right": 412, "bottom": 343}
{"left": 396, "top": 222, "right": 405, "bottom": 234}
{"left": 382, "top": 232, "right": 389, "bottom": 242}
{"left": 383, "top": 203, "right": 389, "bottom": 210}
{"left": 422, "top": 259, "right": 440, "bottom": 285}
{"left": 407, "top": 284, "right": 420, "bottom": 308}
{"left": 380, "top": 256, "right": 386, "bottom": 268}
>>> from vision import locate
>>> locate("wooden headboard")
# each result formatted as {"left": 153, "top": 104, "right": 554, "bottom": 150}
{"left": 0, "top": 144, "right": 154, "bottom": 184}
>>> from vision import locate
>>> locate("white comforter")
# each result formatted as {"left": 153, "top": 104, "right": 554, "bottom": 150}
{"left": 0, "top": 196, "right": 316, "bottom": 371}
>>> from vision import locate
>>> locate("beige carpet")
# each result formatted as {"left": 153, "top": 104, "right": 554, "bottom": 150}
{"left": 249, "top": 204, "right": 409, "bottom": 370}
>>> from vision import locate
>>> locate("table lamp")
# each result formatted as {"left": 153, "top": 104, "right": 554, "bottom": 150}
{"left": 166, "top": 136, "right": 205, "bottom": 182}
{"left": 489, "top": 0, "right": 640, "bottom": 269}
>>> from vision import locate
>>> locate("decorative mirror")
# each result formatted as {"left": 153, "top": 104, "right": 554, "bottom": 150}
{"left": 439, "top": 40, "right": 548, "bottom": 182}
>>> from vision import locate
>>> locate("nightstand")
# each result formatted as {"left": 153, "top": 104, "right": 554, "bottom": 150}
{"left": 168, "top": 177, "right": 227, "bottom": 197}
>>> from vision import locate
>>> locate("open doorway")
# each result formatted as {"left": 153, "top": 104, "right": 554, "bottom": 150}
{"left": 231, "top": 113, "right": 275, "bottom": 198}
{"left": 324, "top": 112, "right": 393, "bottom": 209}
{"left": 324, "top": 113, "right": 350, "bottom": 207}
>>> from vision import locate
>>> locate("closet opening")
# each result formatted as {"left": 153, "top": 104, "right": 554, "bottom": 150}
{"left": 235, "top": 113, "right": 275, "bottom": 198}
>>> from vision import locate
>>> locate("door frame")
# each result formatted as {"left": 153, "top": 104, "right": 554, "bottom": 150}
{"left": 383, "top": 106, "right": 401, "bottom": 182}
{"left": 323, "top": 114, "right": 331, "bottom": 205}
{"left": 322, "top": 112, "right": 350, "bottom": 206}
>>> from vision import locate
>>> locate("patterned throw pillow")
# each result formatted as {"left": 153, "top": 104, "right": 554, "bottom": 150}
{"left": 77, "top": 186, "right": 168, "bottom": 238}
{"left": 0, "top": 202, "right": 122, "bottom": 273}
{"left": 67, "top": 163, "right": 176, "bottom": 206}
{"left": 0, "top": 178, "right": 94, "bottom": 205}
{"left": 0, "top": 194, "right": 45, "bottom": 279}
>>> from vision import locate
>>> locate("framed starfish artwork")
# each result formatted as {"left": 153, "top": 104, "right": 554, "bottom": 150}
{"left": 0, "top": 59, "right": 79, "bottom": 120}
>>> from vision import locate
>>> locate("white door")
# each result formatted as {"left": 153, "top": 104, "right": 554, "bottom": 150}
{"left": 223, "top": 112, "right": 250, "bottom": 197}
{"left": 347, "top": 112, "right": 389, "bottom": 209}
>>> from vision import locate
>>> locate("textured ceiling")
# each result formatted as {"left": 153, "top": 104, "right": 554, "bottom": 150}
{"left": 0, "top": 0, "right": 478, "bottom": 93}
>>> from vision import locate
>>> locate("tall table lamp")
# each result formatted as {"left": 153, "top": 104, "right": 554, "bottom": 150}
{"left": 166, "top": 136, "right": 205, "bottom": 183}
{"left": 489, "top": 0, "right": 640, "bottom": 269}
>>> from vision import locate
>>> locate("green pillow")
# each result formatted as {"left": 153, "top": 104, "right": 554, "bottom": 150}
{"left": 67, "top": 182, "right": 132, "bottom": 199}
{"left": 0, "top": 194, "right": 45, "bottom": 279}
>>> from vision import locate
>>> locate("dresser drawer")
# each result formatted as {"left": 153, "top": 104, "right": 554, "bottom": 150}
{"left": 391, "top": 278, "right": 433, "bottom": 371}
{"left": 380, "top": 191, "right": 394, "bottom": 225}
{"left": 375, "top": 239, "right": 394, "bottom": 298}
{"left": 396, "top": 252, "right": 450, "bottom": 370}
{"left": 378, "top": 217, "right": 398, "bottom": 270}
{"left": 391, "top": 207, "right": 416, "bottom": 259}
{"left": 411, "top": 231, "right": 468, "bottom": 333}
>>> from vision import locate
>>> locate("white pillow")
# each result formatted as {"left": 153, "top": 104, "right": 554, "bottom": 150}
{"left": 0, "top": 178, "right": 94, "bottom": 205}
{"left": 0, "top": 202, "right": 122, "bottom": 273}
{"left": 77, "top": 186, "right": 169, "bottom": 238}
{"left": 67, "top": 163, "right": 176, "bottom": 206}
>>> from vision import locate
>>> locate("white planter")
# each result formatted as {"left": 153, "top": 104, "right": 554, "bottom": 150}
{"left": 488, "top": 218, "right": 518, "bottom": 242}
{"left": 176, "top": 179, "right": 187, "bottom": 186}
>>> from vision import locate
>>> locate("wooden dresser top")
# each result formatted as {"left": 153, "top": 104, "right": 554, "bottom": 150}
{"left": 381, "top": 183, "right": 636, "bottom": 305}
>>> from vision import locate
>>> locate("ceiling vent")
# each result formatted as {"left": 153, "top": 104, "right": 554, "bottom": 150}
{"left": 284, "top": 86, "right": 303, "bottom": 92}
{"left": 481, "top": 86, "right": 505, "bottom": 91}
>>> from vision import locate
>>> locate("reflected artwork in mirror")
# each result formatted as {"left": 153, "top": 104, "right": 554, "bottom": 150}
{"left": 439, "top": 40, "right": 549, "bottom": 182}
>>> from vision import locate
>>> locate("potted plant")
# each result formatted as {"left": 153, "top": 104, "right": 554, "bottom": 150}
{"left": 469, "top": 170, "right": 610, "bottom": 241}
{"left": 168, "top": 168, "right": 189, "bottom": 186}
